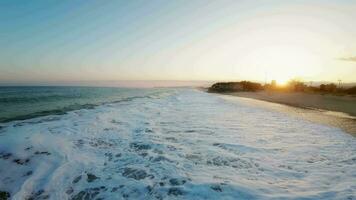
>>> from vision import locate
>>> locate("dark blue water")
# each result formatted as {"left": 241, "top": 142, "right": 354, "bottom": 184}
{"left": 0, "top": 86, "right": 159, "bottom": 123}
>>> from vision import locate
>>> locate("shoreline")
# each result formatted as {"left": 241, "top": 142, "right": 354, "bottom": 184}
{"left": 227, "top": 91, "right": 356, "bottom": 117}
{"left": 213, "top": 91, "right": 356, "bottom": 136}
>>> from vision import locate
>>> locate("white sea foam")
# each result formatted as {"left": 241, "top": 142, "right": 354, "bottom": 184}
{"left": 0, "top": 89, "right": 355, "bottom": 199}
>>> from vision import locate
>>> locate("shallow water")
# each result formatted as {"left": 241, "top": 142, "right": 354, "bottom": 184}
{"left": 0, "top": 88, "right": 355, "bottom": 199}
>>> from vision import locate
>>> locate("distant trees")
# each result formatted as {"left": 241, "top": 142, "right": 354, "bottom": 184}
{"left": 209, "top": 81, "right": 262, "bottom": 92}
{"left": 240, "top": 81, "right": 263, "bottom": 91}
{"left": 319, "top": 83, "right": 337, "bottom": 92}
{"left": 209, "top": 79, "right": 356, "bottom": 95}
{"left": 345, "top": 86, "right": 356, "bottom": 94}
{"left": 209, "top": 82, "right": 242, "bottom": 92}
{"left": 286, "top": 81, "right": 341, "bottom": 93}
{"left": 287, "top": 80, "right": 307, "bottom": 92}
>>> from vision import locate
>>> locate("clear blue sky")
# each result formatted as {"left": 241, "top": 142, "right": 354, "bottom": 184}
{"left": 1, "top": 0, "right": 356, "bottom": 85}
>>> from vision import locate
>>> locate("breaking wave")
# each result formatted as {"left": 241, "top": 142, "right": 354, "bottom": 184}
{"left": 0, "top": 88, "right": 355, "bottom": 199}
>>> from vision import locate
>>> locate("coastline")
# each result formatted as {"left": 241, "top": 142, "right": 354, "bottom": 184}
{"left": 212, "top": 91, "right": 356, "bottom": 136}
{"left": 227, "top": 91, "right": 356, "bottom": 117}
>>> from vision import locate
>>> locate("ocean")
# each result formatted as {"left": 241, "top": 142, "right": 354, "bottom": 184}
{"left": 0, "top": 87, "right": 355, "bottom": 199}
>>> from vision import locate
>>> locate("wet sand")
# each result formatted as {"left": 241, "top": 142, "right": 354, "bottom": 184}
{"left": 219, "top": 91, "right": 356, "bottom": 136}
{"left": 228, "top": 91, "right": 356, "bottom": 116}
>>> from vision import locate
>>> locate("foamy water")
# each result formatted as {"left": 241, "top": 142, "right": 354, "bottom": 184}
{"left": 0, "top": 89, "right": 355, "bottom": 199}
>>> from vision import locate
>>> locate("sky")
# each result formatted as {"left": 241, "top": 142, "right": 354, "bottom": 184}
{"left": 1, "top": 0, "right": 356, "bottom": 85}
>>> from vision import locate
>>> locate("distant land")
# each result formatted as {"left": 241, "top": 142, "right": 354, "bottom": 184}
{"left": 208, "top": 80, "right": 356, "bottom": 94}
{"left": 207, "top": 80, "right": 356, "bottom": 118}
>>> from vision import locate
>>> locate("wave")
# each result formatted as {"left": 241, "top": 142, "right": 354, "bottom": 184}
{"left": 0, "top": 94, "right": 161, "bottom": 124}
{"left": 0, "top": 89, "right": 354, "bottom": 199}
{"left": 0, "top": 103, "right": 96, "bottom": 123}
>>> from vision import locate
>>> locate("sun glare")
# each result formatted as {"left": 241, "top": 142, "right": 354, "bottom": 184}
{"left": 275, "top": 78, "right": 289, "bottom": 86}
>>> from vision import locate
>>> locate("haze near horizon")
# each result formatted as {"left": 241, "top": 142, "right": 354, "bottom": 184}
{"left": 1, "top": 0, "right": 356, "bottom": 85}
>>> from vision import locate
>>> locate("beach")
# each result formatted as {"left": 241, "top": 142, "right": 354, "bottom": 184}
{"left": 1, "top": 88, "right": 355, "bottom": 199}
{"left": 226, "top": 91, "right": 356, "bottom": 116}
{"left": 219, "top": 91, "right": 356, "bottom": 135}
{"left": 2, "top": 1, "right": 356, "bottom": 199}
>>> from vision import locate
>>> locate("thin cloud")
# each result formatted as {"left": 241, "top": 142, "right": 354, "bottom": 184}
{"left": 339, "top": 56, "right": 356, "bottom": 62}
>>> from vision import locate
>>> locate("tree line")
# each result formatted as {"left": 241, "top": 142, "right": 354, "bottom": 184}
{"left": 209, "top": 80, "right": 356, "bottom": 95}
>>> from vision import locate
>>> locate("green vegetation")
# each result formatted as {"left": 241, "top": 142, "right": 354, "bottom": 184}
{"left": 209, "top": 81, "right": 263, "bottom": 92}
{"left": 209, "top": 79, "right": 356, "bottom": 95}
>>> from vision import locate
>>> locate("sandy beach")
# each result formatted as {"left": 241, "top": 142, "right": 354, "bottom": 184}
{"left": 227, "top": 91, "right": 356, "bottom": 116}
{"left": 221, "top": 91, "right": 356, "bottom": 135}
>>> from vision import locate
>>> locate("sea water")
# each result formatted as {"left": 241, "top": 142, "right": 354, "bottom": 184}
{"left": 0, "top": 87, "right": 355, "bottom": 199}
